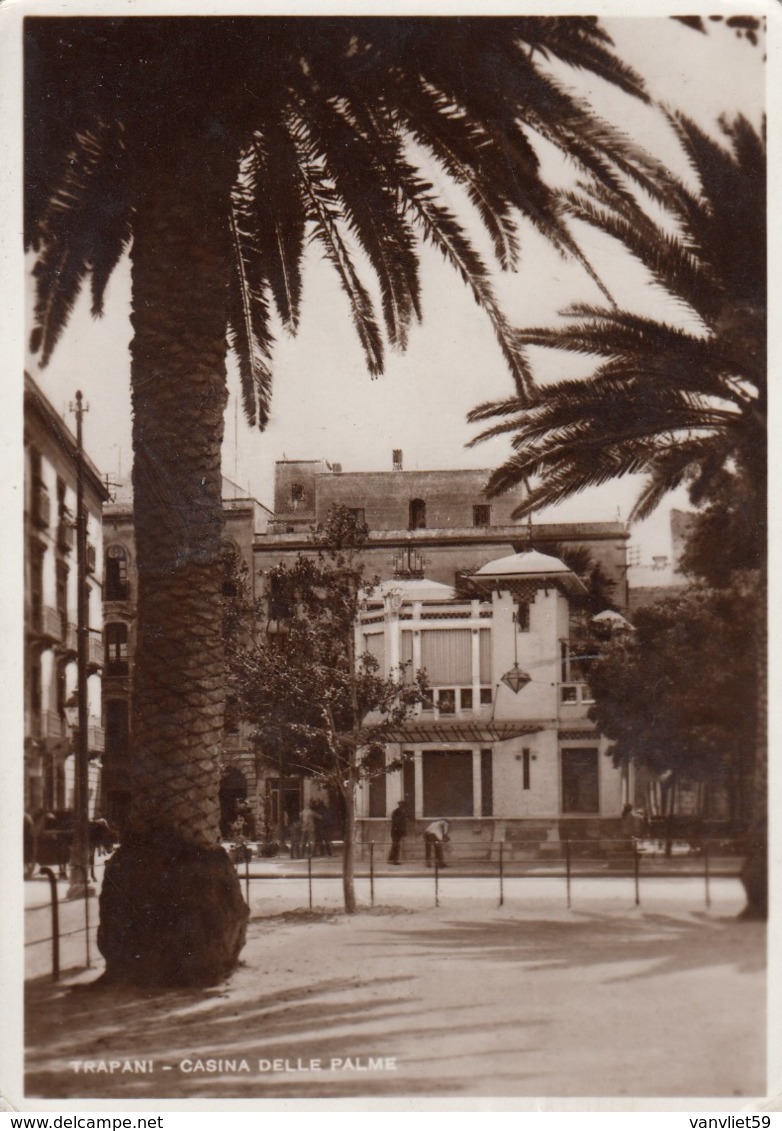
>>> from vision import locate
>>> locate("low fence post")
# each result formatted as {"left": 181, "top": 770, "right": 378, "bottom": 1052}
{"left": 370, "top": 842, "right": 375, "bottom": 908}
{"left": 499, "top": 841, "right": 504, "bottom": 908}
{"left": 565, "top": 839, "right": 571, "bottom": 910}
{"left": 633, "top": 842, "right": 641, "bottom": 907}
{"left": 434, "top": 857, "right": 439, "bottom": 908}
{"left": 307, "top": 849, "right": 313, "bottom": 910}
{"left": 704, "top": 841, "right": 711, "bottom": 910}
{"left": 40, "top": 867, "right": 60, "bottom": 982}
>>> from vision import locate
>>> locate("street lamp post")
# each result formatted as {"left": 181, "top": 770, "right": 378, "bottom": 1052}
{"left": 67, "top": 391, "right": 93, "bottom": 899}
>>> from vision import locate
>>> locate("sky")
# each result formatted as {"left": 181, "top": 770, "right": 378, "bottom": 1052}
{"left": 20, "top": 12, "right": 766, "bottom": 563}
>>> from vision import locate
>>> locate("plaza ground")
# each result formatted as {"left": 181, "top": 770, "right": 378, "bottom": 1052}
{"left": 21, "top": 863, "right": 766, "bottom": 1103}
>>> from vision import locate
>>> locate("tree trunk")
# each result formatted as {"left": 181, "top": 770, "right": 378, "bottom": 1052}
{"left": 98, "top": 136, "right": 248, "bottom": 984}
{"left": 341, "top": 781, "right": 357, "bottom": 914}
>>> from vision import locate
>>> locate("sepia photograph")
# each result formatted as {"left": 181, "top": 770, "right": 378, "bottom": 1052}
{"left": 4, "top": 0, "right": 774, "bottom": 1112}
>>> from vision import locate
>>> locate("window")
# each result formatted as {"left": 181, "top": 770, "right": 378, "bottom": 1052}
{"left": 460, "top": 688, "right": 473, "bottom": 711}
{"left": 421, "top": 629, "right": 472, "bottom": 686}
{"left": 30, "top": 655, "right": 41, "bottom": 711}
{"left": 105, "top": 622, "right": 129, "bottom": 675}
{"left": 422, "top": 750, "right": 473, "bottom": 817}
{"left": 290, "top": 482, "right": 304, "bottom": 505}
{"left": 409, "top": 498, "right": 426, "bottom": 530}
{"left": 421, "top": 688, "right": 435, "bottom": 712}
{"left": 348, "top": 507, "right": 366, "bottom": 526}
{"left": 105, "top": 546, "right": 130, "bottom": 601}
{"left": 365, "top": 749, "right": 387, "bottom": 818}
{"left": 29, "top": 542, "right": 44, "bottom": 629}
{"left": 438, "top": 689, "right": 456, "bottom": 715}
{"left": 480, "top": 687, "right": 493, "bottom": 707}
{"left": 516, "top": 601, "right": 530, "bottom": 632}
{"left": 473, "top": 504, "right": 491, "bottom": 527}
{"left": 522, "top": 748, "right": 531, "bottom": 791}
{"left": 561, "top": 685, "right": 578, "bottom": 704}
{"left": 56, "top": 562, "right": 68, "bottom": 634}
{"left": 561, "top": 747, "right": 599, "bottom": 813}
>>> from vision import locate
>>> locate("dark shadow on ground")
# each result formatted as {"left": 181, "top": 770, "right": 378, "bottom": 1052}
{"left": 24, "top": 908, "right": 764, "bottom": 1100}
{"left": 368, "top": 911, "right": 765, "bottom": 982}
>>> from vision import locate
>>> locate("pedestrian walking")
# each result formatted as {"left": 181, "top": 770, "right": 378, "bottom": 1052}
{"left": 423, "top": 818, "right": 450, "bottom": 868}
{"left": 388, "top": 800, "right": 407, "bottom": 864}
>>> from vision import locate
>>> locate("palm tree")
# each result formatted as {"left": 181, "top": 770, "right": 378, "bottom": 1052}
{"left": 469, "top": 113, "right": 767, "bottom": 916}
{"left": 469, "top": 114, "right": 765, "bottom": 537}
{"left": 26, "top": 16, "right": 656, "bottom": 985}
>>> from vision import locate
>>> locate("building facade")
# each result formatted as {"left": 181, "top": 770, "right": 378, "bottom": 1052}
{"left": 101, "top": 478, "right": 274, "bottom": 832}
{"left": 24, "top": 373, "right": 109, "bottom": 821}
{"left": 251, "top": 456, "right": 631, "bottom": 856}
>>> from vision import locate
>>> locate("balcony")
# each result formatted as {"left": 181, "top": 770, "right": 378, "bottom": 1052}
{"left": 26, "top": 710, "right": 42, "bottom": 739}
{"left": 57, "top": 519, "right": 74, "bottom": 553}
{"left": 87, "top": 724, "right": 105, "bottom": 753}
{"left": 88, "top": 632, "right": 103, "bottom": 668}
{"left": 42, "top": 710, "right": 66, "bottom": 739}
{"left": 31, "top": 485, "right": 51, "bottom": 529}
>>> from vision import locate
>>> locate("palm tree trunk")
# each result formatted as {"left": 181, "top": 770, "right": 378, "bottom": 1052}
{"left": 98, "top": 137, "right": 248, "bottom": 984}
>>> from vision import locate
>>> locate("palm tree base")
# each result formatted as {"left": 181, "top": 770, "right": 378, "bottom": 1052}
{"left": 97, "top": 839, "right": 248, "bottom": 986}
{"left": 738, "top": 838, "right": 767, "bottom": 921}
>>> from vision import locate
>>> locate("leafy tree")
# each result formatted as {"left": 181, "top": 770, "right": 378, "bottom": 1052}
{"left": 25, "top": 16, "right": 658, "bottom": 983}
{"left": 587, "top": 574, "right": 759, "bottom": 839}
{"left": 230, "top": 507, "right": 426, "bottom": 913}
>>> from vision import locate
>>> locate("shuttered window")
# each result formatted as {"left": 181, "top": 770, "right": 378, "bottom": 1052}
{"left": 421, "top": 629, "right": 471, "bottom": 686}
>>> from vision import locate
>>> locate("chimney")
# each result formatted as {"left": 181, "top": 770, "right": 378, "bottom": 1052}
{"left": 393, "top": 449, "right": 403, "bottom": 471}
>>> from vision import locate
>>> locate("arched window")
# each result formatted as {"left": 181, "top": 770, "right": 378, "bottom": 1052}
{"left": 105, "top": 622, "right": 129, "bottom": 675}
{"left": 409, "top": 498, "right": 426, "bottom": 530}
{"left": 105, "top": 545, "right": 130, "bottom": 601}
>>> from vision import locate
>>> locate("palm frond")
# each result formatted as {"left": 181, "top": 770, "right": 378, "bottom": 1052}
{"left": 226, "top": 197, "right": 275, "bottom": 429}
{"left": 299, "top": 163, "right": 385, "bottom": 377}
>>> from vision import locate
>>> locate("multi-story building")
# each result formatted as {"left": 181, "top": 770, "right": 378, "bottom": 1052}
{"left": 101, "top": 477, "right": 274, "bottom": 831}
{"left": 24, "top": 373, "right": 109, "bottom": 820}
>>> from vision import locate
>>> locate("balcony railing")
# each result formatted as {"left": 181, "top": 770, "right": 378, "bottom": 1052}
{"left": 43, "top": 710, "right": 66, "bottom": 738}
{"left": 88, "top": 632, "right": 103, "bottom": 667}
{"left": 26, "top": 710, "right": 42, "bottom": 739}
{"left": 40, "top": 605, "right": 62, "bottom": 642}
{"left": 87, "top": 724, "right": 105, "bottom": 753}
{"left": 57, "top": 519, "right": 74, "bottom": 552}
{"left": 32, "top": 485, "right": 51, "bottom": 529}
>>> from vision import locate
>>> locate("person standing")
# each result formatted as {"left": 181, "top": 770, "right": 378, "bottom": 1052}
{"left": 300, "top": 804, "right": 317, "bottom": 856}
{"left": 388, "top": 800, "right": 408, "bottom": 864}
{"left": 423, "top": 818, "right": 450, "bottom": 868}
